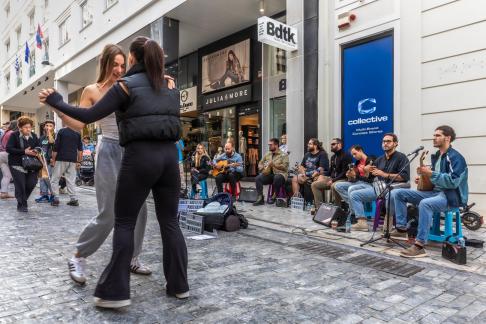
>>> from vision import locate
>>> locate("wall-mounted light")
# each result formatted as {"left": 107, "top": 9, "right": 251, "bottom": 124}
{"left": 259, "top": 0, "right": 265, "bottom": 14}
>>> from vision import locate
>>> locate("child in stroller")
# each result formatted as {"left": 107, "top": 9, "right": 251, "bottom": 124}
{"left": 76, "top": 149, "right": 95, "bottom": 186}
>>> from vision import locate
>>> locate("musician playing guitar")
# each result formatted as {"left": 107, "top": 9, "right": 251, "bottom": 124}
{"left": 213, "top": 142, "right": 243, "bottom": 196}
{"left": 291, "top": 138, "right": 329, "bottom": 197}
{"left": 391, "top": 125, "right": 468, "bottom": 258}
{"left": 253, "top": 138, "right": 289, "bottom": 206}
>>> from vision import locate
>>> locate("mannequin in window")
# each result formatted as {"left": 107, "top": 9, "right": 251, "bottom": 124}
{"left": 239, "top": 130, "right": 247, "bottom": 175}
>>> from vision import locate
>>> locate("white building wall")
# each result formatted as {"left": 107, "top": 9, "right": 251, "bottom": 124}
{"left": 323, "top": 0, "right": 486, "bottom": 213}
{"left": 420, "top": 0, "right": 486, "bottom": 213}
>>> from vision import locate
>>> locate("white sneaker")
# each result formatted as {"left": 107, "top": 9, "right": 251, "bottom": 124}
{"left": 68, "top": 257, "right": 87, "bottom": 284}
{"left": 130, "top": 257, "right": 152, "bottom": 275}
{"left": 175, "top": 291, "right": 190, "bottom": 299}
{"left": 94, "top": 297, "right": 131, "bottom": 308}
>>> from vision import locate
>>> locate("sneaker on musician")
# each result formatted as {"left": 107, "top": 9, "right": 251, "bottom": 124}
{"left": 389, "top": 228, "right": 408, "bottom": 239}
{"left": 68, "top": 257, "right": 87, "bottom": 284}
{"left": 130, "top": 257, "right": 152, "bottom": 275}
{"left": 94, "top": 297, "right": 131, "bottom": 308}
{"left": 253, "top": 195, "right": 264, "bottom": 206}
{"left": 400, "top": 244, "right": 427, "bottom": 258}
{"left": 351, "top": 218, "right": 368, "bottom": 231}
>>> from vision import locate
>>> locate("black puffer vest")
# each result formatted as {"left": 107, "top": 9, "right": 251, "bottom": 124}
{"left": 116, "top": 65, "right": 181, "bottom": 146}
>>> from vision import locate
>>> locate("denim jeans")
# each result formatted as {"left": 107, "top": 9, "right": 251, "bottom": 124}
{"left": 334, "top": 181, "right": 372, "bottom": 214}
{"left": 392, "top": 189, "right": 447, "bottom": 244}
{"left": 39, "top": 165, "right": 53, "bottom": 195}
{"left": 349, "top": 187, "right": 378, "bottom": 219}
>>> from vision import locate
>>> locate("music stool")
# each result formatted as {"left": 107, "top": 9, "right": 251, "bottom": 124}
{"left": 428, "top": 208, "right": 463, "bottom": 243}
{"left": 364, "top": 201, "right": 377, "bottom": 220}
{"left": 224, "top": 181, "right": 241, "bottom": 199}
{"left": 267, "top": 184, "right": 287, "bottom": 203}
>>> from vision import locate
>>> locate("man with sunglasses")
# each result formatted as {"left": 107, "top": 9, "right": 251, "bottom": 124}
{"left": 311, "top": 138, "right": 352, "bottom": 211}
{"left": 348, "top": 133, "right": 410, "bottom": 231}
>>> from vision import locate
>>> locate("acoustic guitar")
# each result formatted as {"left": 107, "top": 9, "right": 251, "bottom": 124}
{"left": 262, "top": 160, "right": 272, "bottom": 176}
{"left": 417, "top": 150, "right": 434, "bottom": 191}
{"left": 211, "top": 160, "right": 241, "bottom": 177}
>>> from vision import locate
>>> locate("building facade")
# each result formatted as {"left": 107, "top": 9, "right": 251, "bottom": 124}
{"left": 1, "top": 0, "right": 485, "bottom": 212}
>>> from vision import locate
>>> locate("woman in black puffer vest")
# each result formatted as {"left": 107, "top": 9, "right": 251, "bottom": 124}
{"left": 39, "top": 36, "right": 188, "bottom": 308}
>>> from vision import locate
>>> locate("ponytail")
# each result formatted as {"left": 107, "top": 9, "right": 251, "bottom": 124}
{"left": 129, "top": 36, "right": 165, "bottom": 90}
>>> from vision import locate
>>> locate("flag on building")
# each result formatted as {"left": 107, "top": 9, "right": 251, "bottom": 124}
{"left": 24, "top": 42, "right": 30, "bottom": 64}
{"left": 36, "top": 24, "right": 43, "bottom": 49}
{"left": 15, "top": 55, "right": 20, "bottom": 74}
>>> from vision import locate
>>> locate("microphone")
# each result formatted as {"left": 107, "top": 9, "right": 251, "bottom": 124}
{"left": 407, "top": 146, "right": 424, "bottom": 157}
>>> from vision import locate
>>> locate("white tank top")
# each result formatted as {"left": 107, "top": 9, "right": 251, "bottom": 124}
{"left": 99, "top": 113, "right": 118, "bottom": 140}
{"left": 94, "top": 84, "right": 118, "bottom": 140}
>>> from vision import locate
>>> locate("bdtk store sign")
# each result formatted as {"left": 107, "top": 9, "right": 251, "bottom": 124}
{"left": 202, "top": 84, "right": 252, "bottom": 111}
{"left": 258, "top": 16, "right": 298, "bottom": 51}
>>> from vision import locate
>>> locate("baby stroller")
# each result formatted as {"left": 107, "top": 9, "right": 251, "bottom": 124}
{"left": 76, "top": 150, "right": 95, "bottom": 186}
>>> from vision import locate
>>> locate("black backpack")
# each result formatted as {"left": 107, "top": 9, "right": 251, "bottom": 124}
{"left": 197, "top": 193, "right": 248, "bottom": 231}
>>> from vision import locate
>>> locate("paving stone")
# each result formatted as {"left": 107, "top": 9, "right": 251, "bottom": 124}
{"left": 0, "top": 186, "right": 485, "bottom": 322}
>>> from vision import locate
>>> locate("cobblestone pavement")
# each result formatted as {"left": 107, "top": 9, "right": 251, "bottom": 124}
{"left": 1, "top": 186, "right": 486, "bottom": 323}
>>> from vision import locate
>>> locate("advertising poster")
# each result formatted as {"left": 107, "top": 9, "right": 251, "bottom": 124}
{"left": 201, "top": 39, "right": 250, "bottom": 94}
{"left": 342, "top": 34, "right": 394, "bottom": 158}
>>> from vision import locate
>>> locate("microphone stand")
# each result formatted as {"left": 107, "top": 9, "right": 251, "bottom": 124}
{"left": 181, "top": 155, "right": 192, "bottom": 199}
{"left": 360, "top": 151, "right": 420, "bottom": 248}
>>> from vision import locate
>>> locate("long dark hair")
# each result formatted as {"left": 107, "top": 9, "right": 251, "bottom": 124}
{"left": 96, "top": 44, "right": 126, "bottom": 83}
{"left": 129, "top": 36, "right": 165, "bottom": 90}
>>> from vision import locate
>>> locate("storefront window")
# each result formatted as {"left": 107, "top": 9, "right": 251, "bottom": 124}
{"left": 270, "top": 97, "right": 286, "bottom": 139}
{"left": 203, "top": 107, "right": 236, "bottom": 159}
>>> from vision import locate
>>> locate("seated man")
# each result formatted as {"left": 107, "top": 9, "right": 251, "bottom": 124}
{"left": 311, "top": 138, "right": 352, "bottom": 210}
{"left": 334, "top": 145, "right": 374, "bottom": 213}
{"left": 292, "top": 138, "right": 329, "bottom": 200}
{"left": 213, "top": 142, "right": 244, "bottom": 197}
{"left": 348, "top": 133, "right": 410, "bottom": 231}
{"left": 253, "top": 138, "right": 289, "bottom": 206}
{"left": 391, "top": 126, "right": 468, "bottom": 258}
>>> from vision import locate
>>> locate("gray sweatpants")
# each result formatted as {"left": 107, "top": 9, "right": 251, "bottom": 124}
{"left": 51, "top": 161, "right": 77, "bottom": 199}
{"left": 76, "top": 137, "right": 147, "bottom": 259}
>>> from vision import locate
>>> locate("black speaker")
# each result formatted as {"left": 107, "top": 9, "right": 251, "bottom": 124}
{"left": 313, "top": 203, "right": 347, "bottom": 227}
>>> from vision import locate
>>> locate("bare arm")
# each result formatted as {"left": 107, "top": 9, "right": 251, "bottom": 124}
{"left": 56, "top": 86, "right": 96, "bottom": 131}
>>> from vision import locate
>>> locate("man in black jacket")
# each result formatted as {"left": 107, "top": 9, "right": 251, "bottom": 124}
{"left": 311, "top": 138, "right": 352, "bottom": 209}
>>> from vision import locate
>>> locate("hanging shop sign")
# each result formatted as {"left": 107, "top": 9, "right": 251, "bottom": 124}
{"left": 258, "top": 16, "right": 298, "bottom": 51}
{"left": 201, "top": 39, "right": 251, "bottom": 94}
{"left": 202, "top": 84, "right": 252, "bottom": 111}
{"left": 180, "top": 86, "right": 197, "bottom": 114}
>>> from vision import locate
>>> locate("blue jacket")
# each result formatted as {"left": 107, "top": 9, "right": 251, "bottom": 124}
{"left": 430, "top": 147, "right": 468, "bottom": 208}
{"left": 213, "top": 151, "right": 244, "bottom": 174}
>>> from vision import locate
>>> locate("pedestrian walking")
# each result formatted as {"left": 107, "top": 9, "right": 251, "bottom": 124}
{"left": 50, "top": 45, "right": 152, "bottom": 286}
{"left": 49, "top": 126, "right": 83, "bottom": 207}
{"left": 40, "top": 37, "right": 188, "bottom": 308}
{"left": 35, "top": 120, "right": 56, "bottom": 203}
{"left": 0, "top": 121, "right": 17, "bottom": 199}
{"left": 6, "top": 117, "right": 40, "bottom": 212}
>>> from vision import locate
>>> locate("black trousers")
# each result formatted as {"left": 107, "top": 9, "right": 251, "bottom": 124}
{"left": 255, "top": 173, "right": 286, "bottom": 196}
{"left": 215, "top": 172, "right": 241, "bottom": 194}
{"left": 191, "top": 171, "right": 208, "bottom": 191}
{"left": 9, "top": 167, "right": 38, "bottom": 208}
{"left": 94, "top": 141, "right": 188, "bottom": 300}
